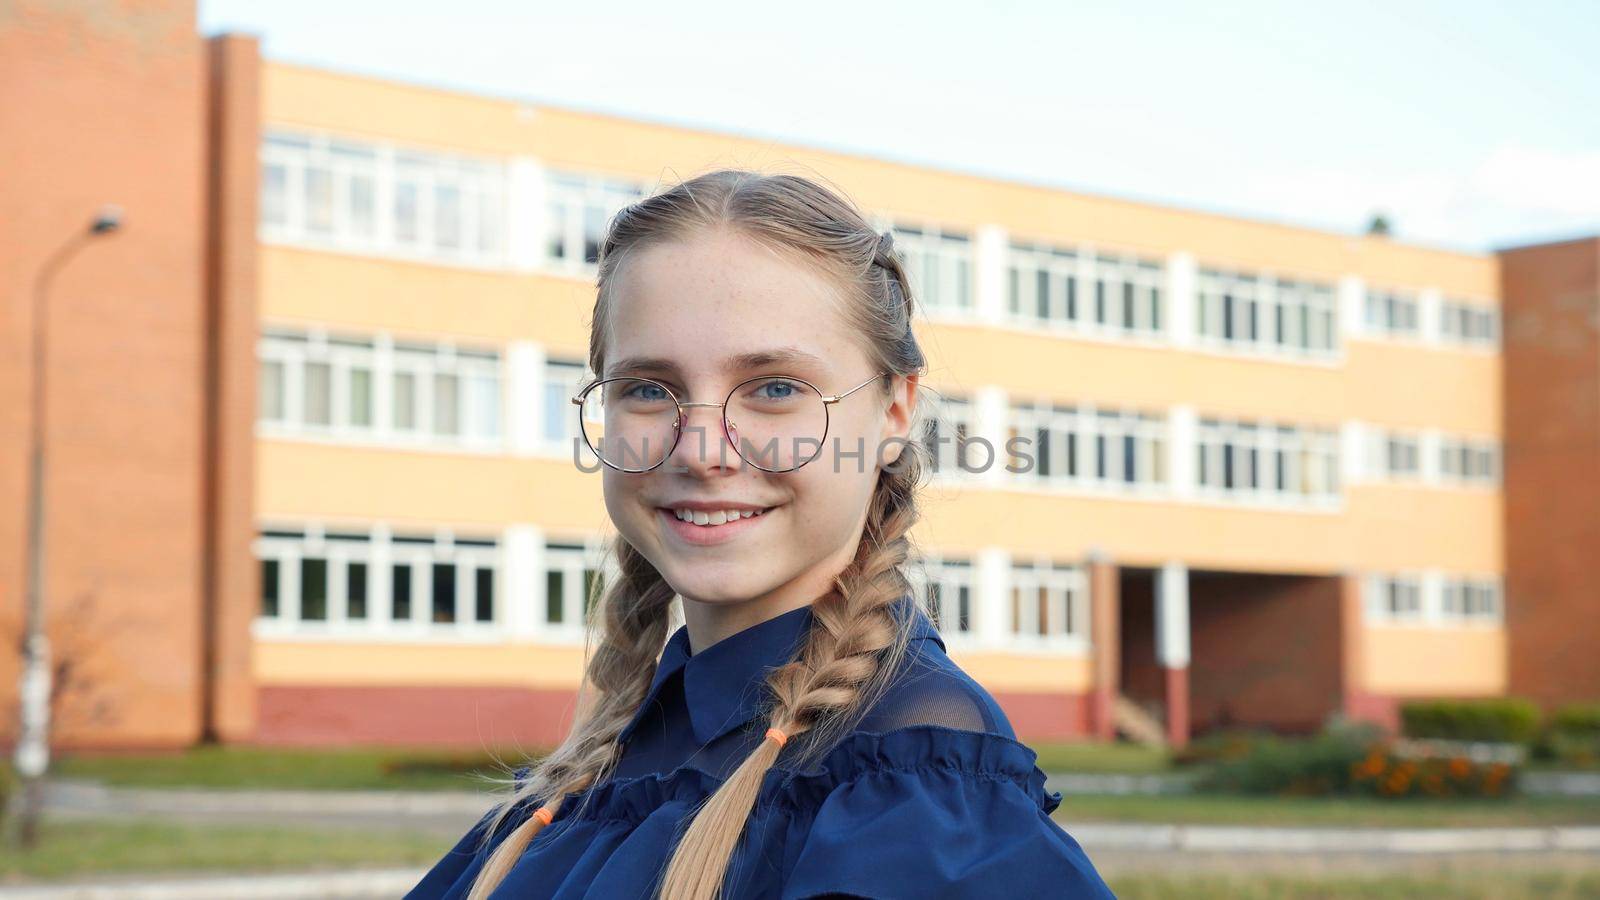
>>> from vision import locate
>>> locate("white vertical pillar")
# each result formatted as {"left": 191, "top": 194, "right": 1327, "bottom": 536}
{"left": 1420, "top": 568, "right": 1445, "bottom": 624}
{"left": 507, "top": 341, "right": 546, "bottom": 457}
{"left": 975, "top": 546, "right": 1012, "bottom": 649}
{"left": 1166, "top": 251, "right": 1197, "bottom": 347}
{"left": 973, "top": 385, "right": 1010, "bottom": 484}
{"left": 1167, "top": 404, "right": 1197, "bottom": 500}
{"left": 1339, "top": 275, "right": 1366, "bottom": 342}
{"left": 1418, "top": 287, "right": 1442, "bottom": 344}
{"left": 1420, "top": 429, "right": 1443, "bottom": 485}
{"left": 507, "top": 157, "right": 548, "bottom": 273}
{"left": 370, "top": 523, "right": 394, "bottom": 630}
{"left": 1155, "top": 561, "right": 1190, "bottom": 668}
{"left": 504, "top": 524, "right": 544, "bottom": 640}
{"left": 975, "top": 225, "right": 1009, "bottom": 326}
{"left": 1341, "top": 421, "right": 1368, "bottom": 487}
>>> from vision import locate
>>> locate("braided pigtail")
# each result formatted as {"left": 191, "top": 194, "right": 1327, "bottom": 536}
{"left": 464, "top": 538, "right": 676, "bottom": 900}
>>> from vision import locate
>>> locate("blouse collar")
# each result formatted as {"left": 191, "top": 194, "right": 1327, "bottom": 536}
{"left": 619, "top": 593, "right": 944, "bottom": 747}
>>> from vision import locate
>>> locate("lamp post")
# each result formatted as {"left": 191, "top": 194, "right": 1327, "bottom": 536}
{"left": 14, "top": 205, "right": 123, "bottom": 849}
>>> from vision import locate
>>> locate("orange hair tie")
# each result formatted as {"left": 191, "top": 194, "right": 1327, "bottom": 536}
{"left": 765, "top": 727, "right": 789, "bottom": 748}
{"left": 533, "top": 805, "right": 556, "bottom": 827}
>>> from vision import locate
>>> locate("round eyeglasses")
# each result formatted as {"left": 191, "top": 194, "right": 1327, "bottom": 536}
{"left": 571, "top": 372, "right": 891, "bottom": 473}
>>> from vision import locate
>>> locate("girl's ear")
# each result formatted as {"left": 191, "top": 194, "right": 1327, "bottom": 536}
{"left": 879, "top": 373, "right": 919, "bottom": 467}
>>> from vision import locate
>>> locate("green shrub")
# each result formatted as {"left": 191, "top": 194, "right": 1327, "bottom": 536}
{"left": 1196, "top": 721, "right": 1516, "bottom": 799}
{"left": 1198, "top": 722, "right": 1383, "bottom": 796}
{"left": 1546, "top": 703, "right": 1600, "bottom": 768}
{"left": 0, "top": 761, "right": 14, "bottom": 821}
{"left": 1172, "top": 729, "right": 1277, "bottom": 768}
{"left": 1400, "top": 698, "right": 1541, "bottom": 744}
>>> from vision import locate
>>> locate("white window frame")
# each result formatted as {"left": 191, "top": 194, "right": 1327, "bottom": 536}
{"left": 259, "top": 327, "right": 505, "bottom": 453}
{"left": 1196, "top": 416, "right": 1341, "bottom": 507}
{"left": 907, "top": 554, "right": 977, "bottom": 645}
{"left": 886, "top": 220, "right": 974, "bottom": 317}
{"left": 1197, "top": 268, "right": 1338, "bottom": 359}
{"left": 1439, "top": 298, "right": 1500, "bottom": 349}
{"left": 1006, "top": 560, "right": 1089, "bottom": 653}
{"left": 1006, "top": 400, "right": 1167, "bottom": 496}
{"left": 1364, "top": 287, "right": 1422, "bottom": 339}
{"left": 1006, "top": 242, "right": 1166, "bottom": 340}
{"left": 543, "top": 170, "right": 648, "bottom": 274}
{"left": 260, "top": 129, "right": 508, "bottom": 268}
{"left": 541, "top": 540, "right": 609, "bottom": 643}
{"left": 1438, "top": 434, "right": 1500, "bottom": 487}
{"left": 253, "top": 524, "right": 503, "bottom": 641}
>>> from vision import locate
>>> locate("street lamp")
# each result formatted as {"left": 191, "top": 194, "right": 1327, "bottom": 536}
{"left": 14, "top": 205, "right": 123, "bottom": 849}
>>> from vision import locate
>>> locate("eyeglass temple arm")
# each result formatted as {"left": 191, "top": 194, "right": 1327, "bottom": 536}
{"left": 822, "top": 371, "right": 893, "bottom": 405}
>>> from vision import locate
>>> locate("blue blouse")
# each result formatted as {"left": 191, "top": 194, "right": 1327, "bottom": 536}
{"left": 406, "top": 595, "right": 1115, "bottom": 899}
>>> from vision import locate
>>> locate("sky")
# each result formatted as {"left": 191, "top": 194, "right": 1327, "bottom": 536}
{"left": 199, "top": 0, "right": 1600, "bottom": 254}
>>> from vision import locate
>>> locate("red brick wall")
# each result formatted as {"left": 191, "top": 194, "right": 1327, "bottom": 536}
{"left": 0, "top": 1, "right": 215, "bottom": 749}
{"left": 1188, "top": 572, "right": 1344, "bottom": 734}
{"left": 1499, "top": 237, "right": 1600, "bottom": 708}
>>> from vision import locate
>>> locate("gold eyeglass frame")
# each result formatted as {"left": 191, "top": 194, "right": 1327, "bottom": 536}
{"left": 572, "top": 371, "right": 892, "bottom": 474}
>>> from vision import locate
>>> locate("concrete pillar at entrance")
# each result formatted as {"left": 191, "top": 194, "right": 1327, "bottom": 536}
{"left": 1087, "top": 551, "right": 1120, "bottom": 741}
{"left": 1156, "top": 562, "right": 1191, "bottom": 748}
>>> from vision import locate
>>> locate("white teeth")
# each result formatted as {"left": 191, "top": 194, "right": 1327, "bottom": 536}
{"left": 671, "top": 507, "right": 768, "bottom": 526}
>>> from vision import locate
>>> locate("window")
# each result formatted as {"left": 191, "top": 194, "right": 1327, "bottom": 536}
{"left": 1439, "top": 435, "right": 1499, "bottom": 486}
{"left": 1371, "top": 428, "right": 1422, "bottom": 481}
{"left": 545, "top": 171, "right": 647, "bottom": 266}
{"left": 919, "top": 395, "right": 980, "bottom": 477}
{"left": 1197, "top": 417, "right": 1340, "bottom": 504}
{"left": 1442, "top": 576, "right": 1502, "bottom": 622}
{"left": 1008, "top": 561, "right": 1088, "bottom": 649}
{"left": 1440, "top": 299, "right": 1499, "bottom": 348}
{"left": 253, "top": 526, "right": 500, "bottom": 634}
{"left": 907, "top": 555, "right": 975, "bottom": 637}
{"left": 1006, "top": 400, "right": 1167, "bottom": 491}
{"left": 1006, "top": 242, "right": 1165, "bottom": 337}
{"left": 1198, "top": 268, "right": 1337, "bottom": 356}
{"left": 890, "top": 223, "right": 973, "bottom": 314}
{"left": 259, "top": 327, "right": 502, "bottom": 449}
{"left": 543, "top": 542, "right": 606, "bottom": 636}
{"left": 260, "top": 130, "right": 507, "bottom": 265}
{"left": 543, "top": 359, "right": 589, "bottom": 449}
{"left": 1368, "top": 574, "right": 1423, "bottom": 621}
{"left": 1365, "top": 288, "right": 1420, "bottom": 338}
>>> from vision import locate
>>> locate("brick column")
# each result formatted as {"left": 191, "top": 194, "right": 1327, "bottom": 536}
{"left": 1087, "top": 551, "right": 1119, "bottom": 741}
{"left": 201, "top": 33, "right": 262, "bottom": 744}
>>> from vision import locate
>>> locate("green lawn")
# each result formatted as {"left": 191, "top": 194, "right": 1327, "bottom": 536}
{"left": 53, "top": 745, "right": 548, "bottom": 792}
{"left": 1106, "top": 871, "right": 1600, "bottom": 900}
{"left": 1029, "top": 741, "right": 1175, "bottom": 774}
{"left": 1055, "top": 792, "right": 1600, "bottom": 828}
{"left": 0, "top": 818, "right": 446, "bottom": 881}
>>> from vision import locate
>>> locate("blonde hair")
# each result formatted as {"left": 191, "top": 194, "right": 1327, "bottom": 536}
{"left": 465, "top": 169, "right": 930, "bottom": 900}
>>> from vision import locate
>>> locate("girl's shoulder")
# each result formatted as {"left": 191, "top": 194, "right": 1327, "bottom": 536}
{"left": 853, "top": 630, "right": 1020, "bottom": 739}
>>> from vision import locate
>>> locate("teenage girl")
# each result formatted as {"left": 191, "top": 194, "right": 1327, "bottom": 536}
{"left": 406, "top": 170, "right": 1116, "bottom": 899}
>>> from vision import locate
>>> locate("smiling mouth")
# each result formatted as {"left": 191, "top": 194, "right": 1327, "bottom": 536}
{"left": 661, "top": 506, "right": 776, "bottom": 527}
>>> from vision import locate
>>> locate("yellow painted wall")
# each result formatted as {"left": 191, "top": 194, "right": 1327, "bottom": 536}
{"left": 256, "top": 640, "right": 586, "bottom": 688}
{"left": 950, "top": 651, "right": 1094, "bottom": 693}
{"left": 1362, "top": 625, "right": 1507, "bottom": 695}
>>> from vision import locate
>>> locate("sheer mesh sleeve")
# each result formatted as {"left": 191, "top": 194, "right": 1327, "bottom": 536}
{"left": 856, "top": 661, "right": 1011, "bottom": 737}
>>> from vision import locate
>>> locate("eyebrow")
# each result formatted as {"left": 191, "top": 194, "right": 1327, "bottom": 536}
{"left": 605, "top": 347, "right": 827, "bottom": 379}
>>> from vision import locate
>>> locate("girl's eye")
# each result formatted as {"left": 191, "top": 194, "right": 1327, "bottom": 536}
{"left": 747, "top": 378, "right": 804, "bottom": 403}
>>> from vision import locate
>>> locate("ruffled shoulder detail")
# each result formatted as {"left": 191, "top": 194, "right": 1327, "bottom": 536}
{"left": 554, "top": 724, "right": 1062, "bottom": 827}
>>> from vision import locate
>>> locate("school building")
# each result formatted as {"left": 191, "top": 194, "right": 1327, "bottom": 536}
{"left": 2, "top": 1, "right": 1596, "bottom": 754}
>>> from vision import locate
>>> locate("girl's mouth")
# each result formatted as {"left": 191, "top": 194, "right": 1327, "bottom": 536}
{"left": 657, "top": 505, "right": 777, "bottom": 547}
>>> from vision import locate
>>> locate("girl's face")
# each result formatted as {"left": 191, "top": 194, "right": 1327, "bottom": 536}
{"left": 601, "top": 228, "right": 917, "bottom": 613}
